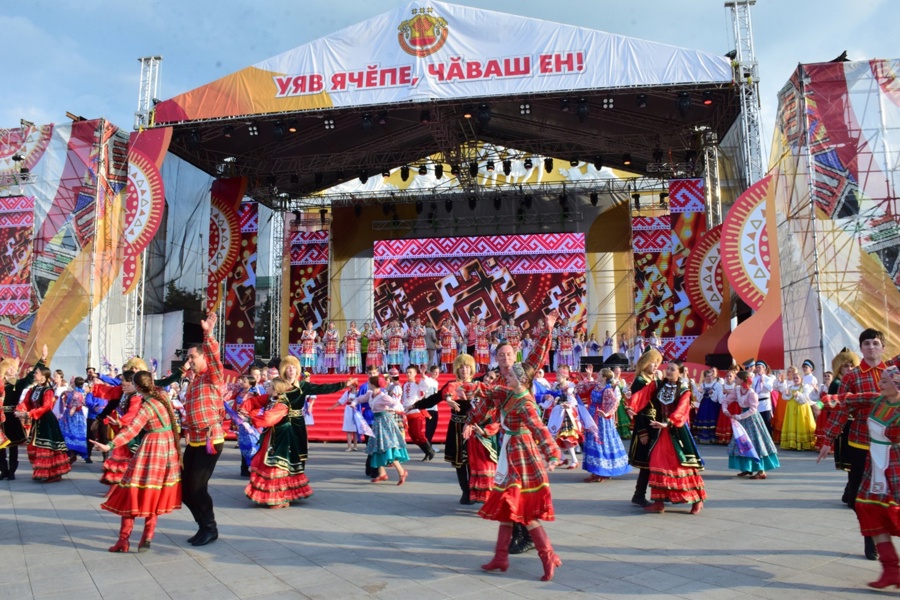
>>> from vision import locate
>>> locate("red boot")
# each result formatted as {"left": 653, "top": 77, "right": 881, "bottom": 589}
{"left": 869, "top": 542, "right": 900, "bottom": 589}
{"left": 139, "top": 515, "right": 157, "bottom": 553}
{"left": 481, "top": 524, "right": 513, "bottom": 572}
{"left": 530, "top": 525, "right": 562, "bottom": 581}
{"left": 109, "top": 517, "right": 134, "bottom": 553}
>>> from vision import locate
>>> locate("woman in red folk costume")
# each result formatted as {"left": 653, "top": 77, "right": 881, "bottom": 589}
{"left": 300, "top": 321, "right": 318, "bottom": 373}
{"left": 0, "top": 345, "right": 47, "bottom": 481}
{"left": 90, "top": 371, "right": 182, "bottom": 553}
{"left": 366, "top": 324, "right": 384, "bottom": 370}
{"left": 475, "top": 319, "right": 490, "bottom": 373}
{"left": 98, "top": 371, "right": 142, "bottom": 486}
{"left": 386, "top": 320, "right": 405, "bottom": 370}
{"left": 439, "top": 318, "right": 458, "bottom": 373}
{"left": 627, "top": 361, "right": 707, "bottom": 515}
{"left": 322, "top": 322, "right": 340, "bottom": 374}
{"left": 344, "top": 321, "right": 361, "bottom": 375}
{"left": 15, "top": 366, "right": 71, "bottom": 482}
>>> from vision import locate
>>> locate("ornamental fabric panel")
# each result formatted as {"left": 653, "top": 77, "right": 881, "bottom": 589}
{"left": 287, "top": 230, "right": 330, "bottom": 359}
{"left": 223, "top": 200, "right": 258, "bottom": 372}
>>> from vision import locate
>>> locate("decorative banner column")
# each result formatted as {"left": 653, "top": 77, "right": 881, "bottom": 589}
{"left": 206, "top": 178, "right": 246, "bottom": 312}
{"left": 661, "top": 178, "right": 708, "bottom": 359}
{"left": 286, "top": 230, "right": 330, "bottom": 359}
{"left": 0, "top": 196, "right": 35, "bottom": 318}
{"left": 631, "top": 215, "right": 672, "bottom": 344}
{"left": 223, "top": 200, "right": 258, "bottom": 372}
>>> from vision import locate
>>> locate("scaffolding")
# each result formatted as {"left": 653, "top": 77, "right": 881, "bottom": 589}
{"left": 134, "top": 56, "right": 162, "bottom": 131}
{"left": 725, "top": 0, "right": 764, "bottom": 188}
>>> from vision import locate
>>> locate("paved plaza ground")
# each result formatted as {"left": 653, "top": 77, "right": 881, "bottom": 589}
{"left": 0, "top": 442, "right": 881, "bottom": 599}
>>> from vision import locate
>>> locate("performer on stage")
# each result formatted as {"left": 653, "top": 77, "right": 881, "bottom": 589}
{"left": 366, "top": 324, "right": 384, "bottom": 370}
{"left": 409, "top": 319, "right": 429, "bottom": 373}
{"left": 627, "top": 347, "right": 663, "bottom": 507}
{"left": 15, "top": 367, "right": 71, "bottom": 482}
{"left": 726, "top": 371, "right": 780, "bottom": 478}
{"left": 583, "top": 368, "right": 632, "bottom": 482}
{"left": 618, "top": 334, "right": 629, "bottom": 358}
{"left": 300, "top": 321, "right": 318, "bottom": 374}
{"left": 439, "top": 318, "right": 459, "bottom": 374}
{"left": 626, "top": 361, "right": 706, "bottom": 514}
{"left": 90, "top": 371, "right": 181, "bottom": 553}
{"left": 386, "top": 320, "right": 405, "bottom": 371}
{"left": 818, "top": 366, "right": 900, "bottom": 588}
{"left": 506, "top": 319, "right": 522, "bottom": 362}
{"left": 322, "top": 322, "right": 340, "bottom": 374}
{"left": 602, "top": 331, "right": 614, "bottom": 363}
{"left": 0, "top": 346, "right": 47, "bottom": 480}
{"left": 475, "top": 318, "right": 491, "bottom": 372}
{"left": 466, "top": 315, "right": 478, "bottom": 357}
{"left": 343, "top": 321, "right": 361, "bottom": 375}
{"left": 557, "top": 322, "right": 575, "bottom": 371}
{"left": 464, "top": 350, "right": 561, "bottom": 580}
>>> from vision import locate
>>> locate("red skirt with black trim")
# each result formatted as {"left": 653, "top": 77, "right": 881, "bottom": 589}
{"left": 100, "top": 432, "right": 181, "bottom": 517}
{"left": 27, "top": 444, "right": 71, "bottom": 480}
{"left": 857, "top": 501, "right": 900, "bottom": 537}
{"left": 100, "top": 444, "right": 133, "bottom": 485}
{"left": 648, "top": 429, "right": 707, "bottom": 504}
{"left": 244, "top": 433, "right": 313, "bottom": 506}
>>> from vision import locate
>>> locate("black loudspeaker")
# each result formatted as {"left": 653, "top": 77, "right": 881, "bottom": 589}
{"left": 170, "top": 359, "right": 187, "bottom": 374}
{"left": 604, "top": 353, "right": 629, "bottom": 366}
{"left": 705, "top": 353, "right": 734, "bottom": 370}
{"left": 580, "top": 356, "right": 604, "bottom": 369}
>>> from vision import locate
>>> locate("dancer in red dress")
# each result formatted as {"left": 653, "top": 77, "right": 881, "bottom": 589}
{"left": 439, "top": 318, "right": 458, "bottom": 373}
{"left": 0, "top": 347, "right": 48, "bottom": 480}
{"left": 475, "top": 319, "right": 490, "bottom": 372}
{"left": 366, "top": 325, "right": 384, "bottom": 369}
{"left": 97, "top": 371, "right": 142, "bottom": 486}
{"left": 15, "top": 366, "right": 71, "bottom": 482}
{"left": 627, "top": 361, "right": 707, "bottom": 514}
{"left": 90, "top": 371, "right": 182, "bottom": 553}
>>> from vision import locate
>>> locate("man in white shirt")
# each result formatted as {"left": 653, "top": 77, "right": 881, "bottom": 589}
{"left": 752, "top": 360, "right": 776, "bottom": 433}
{"left": 401, "top": 366, "right": 434, "bottom": 461}
{"left": 420, "top": 365, "right": 441, "bottom": 445}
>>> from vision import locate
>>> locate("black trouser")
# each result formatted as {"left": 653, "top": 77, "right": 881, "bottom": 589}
{"left": 360, "top": 352, "right": 367, "bottom": 369}
{"left": 425, "top": 410, "right": 439, "bottom": 443}
{"left": 758, "top": 409, "right": 773, "bottom": 434}
{"left": 455, "top": 464, "right": 470, "bottom": 495}
{"left": 548, "top": 351, "right": 556, "bottom": 372}
{"left": 86, "top": 418, "right": 108, "bottom": 460}
{"left": 0, "top": 444, "right": 19, "bottom": 474}
{"left": 633, "top": 467, "right": 650, "bottom": 499}
{"left": 467, "top": 344, "right": 475, "bottom": 357}
{"left": 182, "top": 443, "right": 223, "bottom": 528}
{"left": 847, "top": 444, "right": 868, "bottom": 511}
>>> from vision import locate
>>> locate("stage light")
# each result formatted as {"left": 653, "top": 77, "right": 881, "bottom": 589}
{"left": 477, "top": 104, "right": 491, "bottom": 126}
{"left": 676, "top": 92, "right": 691, "bottom": 118}
{"left": 468, "top": 195, "right": 477, "bottom": 210}
{"left": 725, "top": 49, "right": 738, "bottom": 60}
{"left": 354, "top": 203, "right": 362, "bottom": 217}
{"left": 519, "top": 103, "right": 531, "bottom": 115}
{"left": 434, "top": 164, "right": 443, "bottom": 179}
{"left": 400, "top": 166, "right": 410, "bottom": 181}
{"left": 223, "top": 125, "right": 233, "bottom": 138}
{"left": 502, "top": 159, "right": 511, "bottom": 176}
{"left": 632, "top": 193, "right": 641, "bottom": 209}
{"left": 292, "top": 210, "right": 303, "bottom": 224}
{"left": 543, "top": 157, "right": 553, "bottom": 174}
{"left": 560, "top": 98, "right": 570, "bottom": 112}
{"left": 623, "top": 154, "right": 632, "bottom": 166}
{"left": 450, "top": 164, "right": 460, "bottom": 176}
{"left": 659, "top": 192, "right": 669, "bottom": 208}
{"left": 287, "top": 121, "right": 298, "bottom": 133}
{"left": 290, "top": 174, "right": 299, "bottom": 184}
{"left": 415, "top": 200, "right": 424, "bottom": 215}
{"left": 359, "top": 172, "right": 368, "bottom": 184}
{"left": 702, "top": 91, "right": 713, "bottom": 106}
{"left": 188, "top": 130, "right": 201, "bottom": 146}
{"left": 602, "top": 97, "right": 614, "bottom": 109}
{"left": 523, "top": 157, "right": 533, "bottom": 169}
{"left": 493, "top": 195, "right": 502, "bottom": 211}
{"left": 11, "top": 153, "right": 25, "bottom": 163}
{"left": 469, "top": 162, "right": 479, "bottom": 177}
{"left": 592, "top": 156, "right": 603, "bottom": 170}
{"left": 576, "top": 98, "right": 589, "bottom": 122}
{"left": 463, "top": 105, "right": 474, "bottom": 119}
{"left": 324, "top": 118, "right": 335, "bottom": 130}
{"left": 382, "top": 169, "right": 391, "bottom": 178}
{"left": 523, "top": 194, "right": 533, "bottom": 209}
{"left": 590, "top": 192, "right": 599, "bottom": 206}
{"left": 652, "top": 148, "right": 664, "bottom": 163}
{"left": 486, "top": 160, "right": 495, "bottom": 172}
{"left": 569, "top": 159, "right": 579, "bottom": 167}
{"left": 636, "top": 94, "right": 648, "bottom": 108}
{"left": 419, "top": 164, "right": 428, "bottom": 176}
{"left": 420, "top": 110, "right": 431, "bottom": 124}
{"left": 445, "top": 199, "right": 453, "bottom": 213}
{"left": 247, "top": 124, "right": 259, "bottom": 136}
{"left": 273, "top": 121, "right": 285, "bottom": 140}
{"left": 361, "top": 114, "right": 374, "bottom": 131}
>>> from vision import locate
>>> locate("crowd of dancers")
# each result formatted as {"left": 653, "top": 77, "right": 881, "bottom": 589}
{"left": 3, "top": 317, "right": 900, "bottom": 588}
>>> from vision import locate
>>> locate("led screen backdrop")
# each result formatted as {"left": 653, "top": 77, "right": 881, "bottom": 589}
{"left": 373, "top": 233, "right": 586, "bottom": 334}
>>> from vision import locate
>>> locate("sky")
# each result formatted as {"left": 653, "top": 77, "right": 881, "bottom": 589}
{"left": 2, "top": 0, "right": 897, "bottom": 164}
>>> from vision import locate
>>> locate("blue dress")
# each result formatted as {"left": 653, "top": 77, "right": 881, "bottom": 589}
{"left": 583, "top": 385, "right": 632, "bottom": 477}
{"left": 59, "top": 389, "right": 88, "bottom": 458}
{"left": 727, "top": 388, "right": 780, "bottom": 473}
{"left": 366, "top": 394, "right": 409, "bottom": 468}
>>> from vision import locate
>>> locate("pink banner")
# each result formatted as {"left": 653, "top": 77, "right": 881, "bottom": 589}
{"left": 223, "top": 201, "right": 258, "bottom": 372}
{"left": 286, "top": 230, "right": 330, "bottom": 358}
{"left": 0, "top": 196, "right": 35, "bottom": 315}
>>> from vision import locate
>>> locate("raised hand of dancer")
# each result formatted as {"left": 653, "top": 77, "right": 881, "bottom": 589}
{"left": 545, "top": 309, "right": 560, "bottom": 331}
{"left": 816, "top": 444, "right": 831, "bottom": 463}
{"left": 200, "top": 312, "right": 217, "bottom": 334}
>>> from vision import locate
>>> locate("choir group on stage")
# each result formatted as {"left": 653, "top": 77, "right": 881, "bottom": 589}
{"left": 4, "top": 316, "right": 900, "bottom": 589}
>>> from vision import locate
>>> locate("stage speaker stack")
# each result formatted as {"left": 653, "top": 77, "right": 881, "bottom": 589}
{"left": 579, "top": 356, "right": 604, "bottom": 369}
{"left": 705, "top": 353, "right": 734, "bottom": 370}
{"left": 603, "top": 353, "right": 629, "bottom": 367}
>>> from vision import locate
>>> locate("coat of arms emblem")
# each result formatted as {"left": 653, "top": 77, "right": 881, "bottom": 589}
{"left": 398, "top": 8, "right": 448, "bottom": 57}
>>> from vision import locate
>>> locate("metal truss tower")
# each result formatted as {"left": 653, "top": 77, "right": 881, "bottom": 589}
{"left": 726, "top": 0, "right": 765, "bottom": 187}
{"left": 134, "top": 56, "right": 162, "bottom": 131}
{"left": 270, "top": 210, "right": 285, "bottom": 359}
